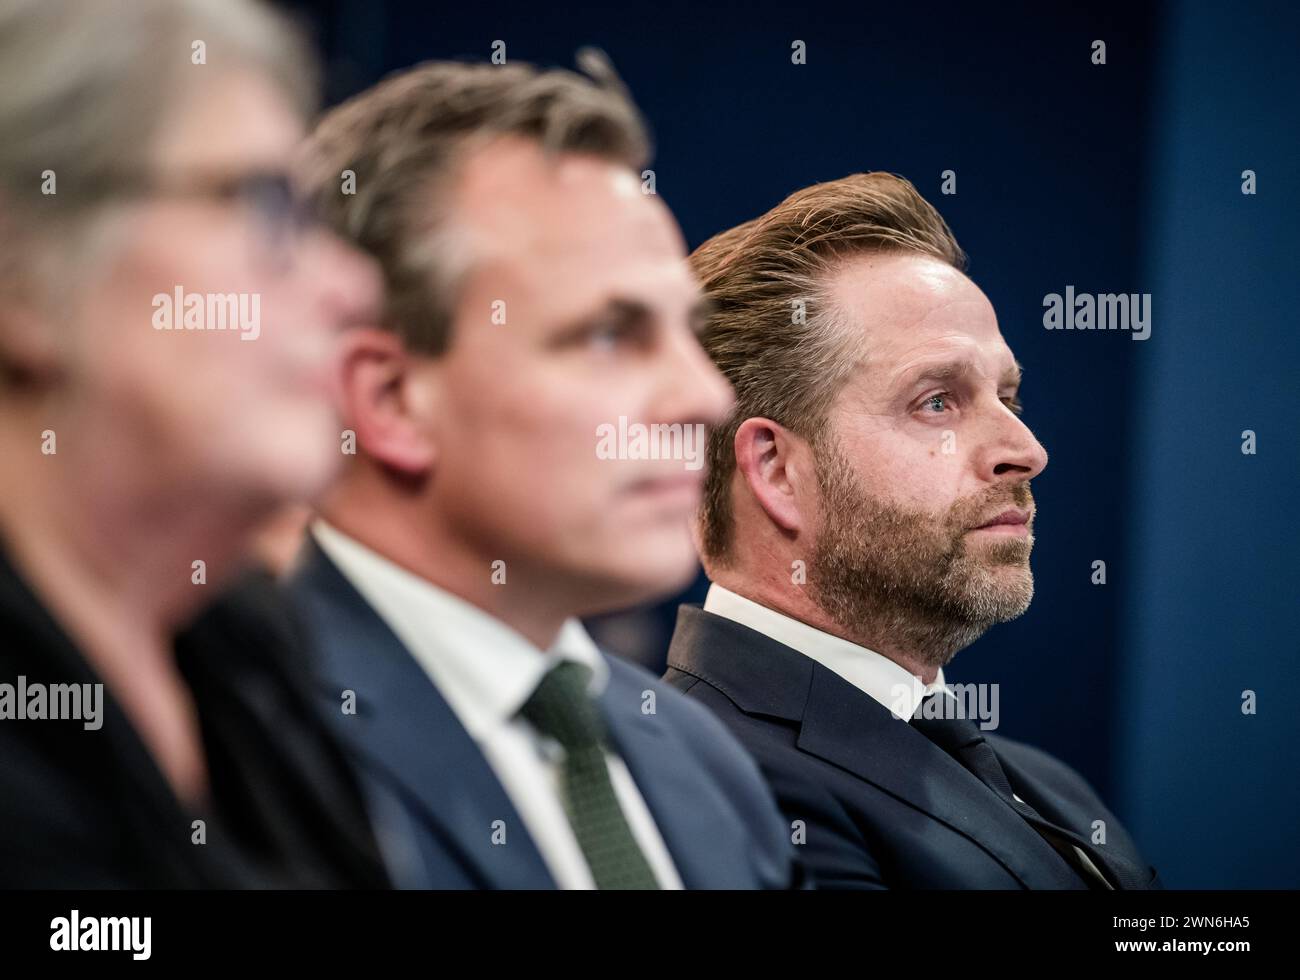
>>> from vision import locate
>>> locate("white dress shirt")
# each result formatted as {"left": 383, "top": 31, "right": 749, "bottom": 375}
{"left": 702, "top": 582, "right": 1113, "bottom": 888}
{"left": 312, "top": 520, "right": 683, "bottom": 890}
{"left": 703, "top": 582, "right": 952, "bottom": 718}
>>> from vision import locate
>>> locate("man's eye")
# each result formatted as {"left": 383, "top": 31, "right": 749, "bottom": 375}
{"left": 588, "top": 321, "right": 642, "bottom": 351}
{"left": 1002, "top": 396, "right": 1024, "bottom": 416}
{"left": 921, "top": 393, "right": 950, "bottom": 413}
{"left": 588, "top": 325, "right": 624, "bottom": 350}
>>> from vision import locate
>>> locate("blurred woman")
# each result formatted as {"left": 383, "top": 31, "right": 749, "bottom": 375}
{"left": 0, "top": 0, "right": 389, "bottom": 886}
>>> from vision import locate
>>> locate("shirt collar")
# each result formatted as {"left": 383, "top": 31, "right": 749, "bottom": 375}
{"left": 311, "top": 519, "right": 607, "bottom": 740}
{"left": 703, "top": 582, "right": 951, "bottom": 720}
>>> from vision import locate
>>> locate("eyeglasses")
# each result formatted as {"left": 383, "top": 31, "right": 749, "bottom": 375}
{"left": 85, "top": 169, "right": 321, "bottom": 271}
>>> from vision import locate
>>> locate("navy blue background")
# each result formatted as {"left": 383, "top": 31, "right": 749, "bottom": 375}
{"left": 286, "top": 0, "right": 1300, "bottom": 888}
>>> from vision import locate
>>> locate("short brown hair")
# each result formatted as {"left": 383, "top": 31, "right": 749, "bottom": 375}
{"left": 298, "top": 53, "right": 650, "bottom": 356}
{"left": 692, "top": 172, "right": 967, "bottom": 564}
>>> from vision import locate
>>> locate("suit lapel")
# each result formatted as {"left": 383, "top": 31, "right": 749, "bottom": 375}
{"left": 668, "top": 605, "right": 1084, "bottom": 889}
{"left": 597, "top": 656, "right": 762, "bottom": 888}
{"left": 796, "top": 664, "right": 1085, "bottom": 889}
{"left": 994, "top": 745, "right": 1155, "bottom": 889}
{"left": 286, "top": 539, "right": 555, "bottom": 889}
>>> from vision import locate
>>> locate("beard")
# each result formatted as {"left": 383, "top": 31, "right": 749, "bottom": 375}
{"left": 807, "top": 436, "right": 1037, "bottom": 670}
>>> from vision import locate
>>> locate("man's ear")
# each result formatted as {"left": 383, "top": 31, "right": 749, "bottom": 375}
{"left": 336, "top": 328, "right": 437, "bottom": 478}
{"left": 733, "top": 416, "right": 811, "bottom": 534}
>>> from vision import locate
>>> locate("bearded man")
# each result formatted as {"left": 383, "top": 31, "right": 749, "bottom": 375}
{"left": 663, "top": 172, "right": 1162, "bottom": 890}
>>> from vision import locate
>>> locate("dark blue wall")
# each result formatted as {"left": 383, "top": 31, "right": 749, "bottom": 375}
{"left": 1118, "top": 2, "right": 1300, "bottom": 889}
{"left": 287, "top": 0, "right": 1298, "bottom": 887}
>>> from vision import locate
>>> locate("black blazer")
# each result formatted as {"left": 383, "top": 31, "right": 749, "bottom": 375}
{"left": 663, "top": 604, "right": 1163, "bottom": 890}
{"left": 0, "top": 545, "right": 389, "bottom": 888}
{"left": 284, "top": 538, "right": 801, "bottom": 889}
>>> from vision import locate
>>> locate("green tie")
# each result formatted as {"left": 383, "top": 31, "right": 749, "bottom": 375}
{"left": 518, "top": 659, "right": 661, "bottom": 890}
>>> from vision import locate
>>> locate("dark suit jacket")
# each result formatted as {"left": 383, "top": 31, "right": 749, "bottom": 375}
{"left": 663, "top": 604, "right": 1163, "bottom": 890}
{"left": 0, "top": 546, "right": 389, "bottom": 888}
{"left": 284, "top": 538, "right": 800, "bottom": 889}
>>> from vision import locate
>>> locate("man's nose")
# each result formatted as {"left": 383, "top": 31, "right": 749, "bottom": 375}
{"left": 655, "top": 325, "right": 734, "bottom": 426}
{"left": 311, "top": 231, "right": 384, "bottom": 328}
{"left": 984, "top": 409, "right": 1049, "bottom": 485}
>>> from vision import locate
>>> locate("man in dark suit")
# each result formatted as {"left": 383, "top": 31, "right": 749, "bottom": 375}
{"left": 286, "top": 59, "right": 798, "bottom": 889}
{"left": 663, "top": 172, "right": 1161, "bottom": 889}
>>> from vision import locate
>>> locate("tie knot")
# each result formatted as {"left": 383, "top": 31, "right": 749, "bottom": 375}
{"left": 518, "top": 659, "right": 604, "bottom": 750}
{"left": 909, "top": 692, "right": 986, "bottom": 752}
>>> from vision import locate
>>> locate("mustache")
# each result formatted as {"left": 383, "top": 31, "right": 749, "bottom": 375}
{"left": 947, "top": 483, "right": 1035, "bottom": 532}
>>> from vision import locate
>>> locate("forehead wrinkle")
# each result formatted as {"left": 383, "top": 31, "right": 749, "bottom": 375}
{"left": 888, "top": 337, "right": 1018, "bottom": 393}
